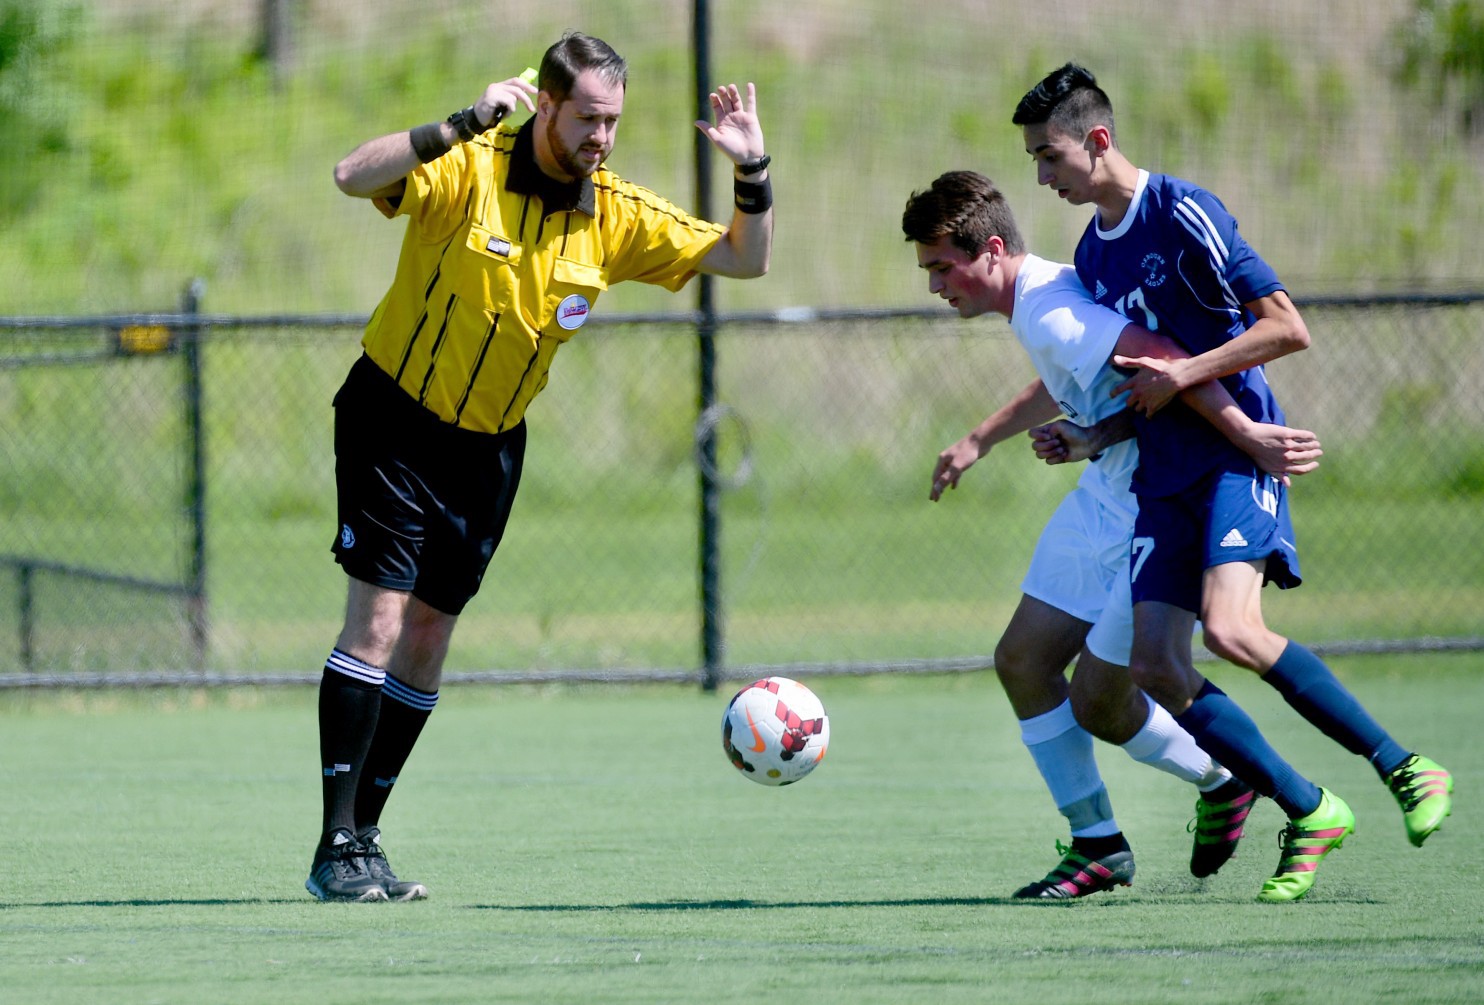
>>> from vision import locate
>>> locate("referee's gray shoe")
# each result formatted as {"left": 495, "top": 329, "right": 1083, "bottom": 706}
{"left": 357, "top": 827, "right": 429, "bottom": 901}
{"left": 306, "top": 828, "right": 389, "bottom": 902}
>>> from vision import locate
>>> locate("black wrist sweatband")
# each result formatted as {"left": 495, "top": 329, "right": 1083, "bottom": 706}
{"left": 734, "top": 177, "right": 772, "bottom": 214}
{"left": 410, "top": 123, "right": 453, "bottom": 163}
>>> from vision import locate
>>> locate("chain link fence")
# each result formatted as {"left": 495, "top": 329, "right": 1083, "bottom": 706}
{"left": 3, "top": 293, "right": 1481, "bottom": 685}
{"left": 3, "top": 0, "right": 1482, "bottom": 684}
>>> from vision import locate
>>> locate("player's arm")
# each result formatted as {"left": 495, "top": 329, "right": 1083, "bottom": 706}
{"left": 1114, "top": 323, "right": 1322, "bottom": 481}
{"left": 1029, "top": 410, "right": 1135, "bottom": 466}
{"left": 694, "top": 84, "right": 773, "bottom": 279}
{"left": 931, "top": 380, "right": 1061, "bottom": 501}
{"left": 1028, "top": 397, "right": 1319, "bottom": 482}
{"left": 332, "top": 74, "right": 539, "bottom": 201}
{"left": 1112, "top": 292, "right": 1309, "bottom": 415}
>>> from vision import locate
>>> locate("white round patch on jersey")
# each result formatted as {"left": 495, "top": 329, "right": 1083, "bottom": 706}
{"left": 556, "top": 294, "right": 591, "bottom": 330}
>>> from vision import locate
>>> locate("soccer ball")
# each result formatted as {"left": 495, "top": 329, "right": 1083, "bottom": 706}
{"left": 721, "top": 676, "right": 830, "bottom": 786}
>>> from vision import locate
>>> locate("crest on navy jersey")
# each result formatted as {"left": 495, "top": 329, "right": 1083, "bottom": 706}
{"left": 1140, "top": 252, "right": 1168, "bottom": 288}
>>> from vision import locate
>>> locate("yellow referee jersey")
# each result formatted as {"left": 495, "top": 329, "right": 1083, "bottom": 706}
{"left": 363, "top": 119, "right": 725, "bottom": 433}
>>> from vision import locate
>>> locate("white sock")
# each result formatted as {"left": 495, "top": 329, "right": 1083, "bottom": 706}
{"left": 1120, "top": 692, "right": 1231, "bottom": 790}
{"left": 1020, "top": 700, "right": 1119, "bottom": 839}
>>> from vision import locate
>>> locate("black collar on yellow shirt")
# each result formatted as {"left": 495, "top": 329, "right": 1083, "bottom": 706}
{"left": 506, "top": 119, "right": 597, "bottom": 219}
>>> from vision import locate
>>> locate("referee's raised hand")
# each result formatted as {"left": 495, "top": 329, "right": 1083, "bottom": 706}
{"left": 471, "top": 72, "right": 540, "bottom": 131}
{"left": 696, "top": 83, "right": 766, "bottom": 172}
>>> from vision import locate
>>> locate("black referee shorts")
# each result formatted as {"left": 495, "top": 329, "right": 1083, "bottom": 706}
{"left": 330, "top": 354, "right": 526, "bottom": 616}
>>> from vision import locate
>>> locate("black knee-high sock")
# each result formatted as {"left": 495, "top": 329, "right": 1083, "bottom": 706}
{"left": 354, "top": 673, "right": 438, "bottom": 833}
{"left": 318, "top": 649, "right": 385, "bottom": 839}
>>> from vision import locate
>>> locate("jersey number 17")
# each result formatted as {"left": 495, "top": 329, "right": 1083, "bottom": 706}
{"left": 1117, "top": 288, "right": 1157, "bottom": 331}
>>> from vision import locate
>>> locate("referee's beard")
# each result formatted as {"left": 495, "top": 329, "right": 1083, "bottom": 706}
{"left": 545, "top": 120, "right": 608, "bottom": 180}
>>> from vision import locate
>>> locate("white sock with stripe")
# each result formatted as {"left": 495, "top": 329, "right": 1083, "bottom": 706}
{"left": 1020, "top": 699, "right": 1119, "bottom": 839}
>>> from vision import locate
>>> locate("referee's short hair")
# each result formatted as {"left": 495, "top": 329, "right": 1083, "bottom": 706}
{"left": 901, "top": 171, "right": 1026, "bottom": 258}
{"left": 540, "top": 31, "right": 628, "bottom": 103}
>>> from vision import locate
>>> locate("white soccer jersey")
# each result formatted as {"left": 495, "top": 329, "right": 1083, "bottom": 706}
{"left": 1011, "top": 254, "right": 1137, "bottom": 513}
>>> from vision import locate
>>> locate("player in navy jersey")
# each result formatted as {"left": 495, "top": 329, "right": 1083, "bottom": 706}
{"left": 1014, "top": 63, "right": 1453, "bottom": 903}
{"left": 902, "top": 171, "right": 1323, "bottom": 899}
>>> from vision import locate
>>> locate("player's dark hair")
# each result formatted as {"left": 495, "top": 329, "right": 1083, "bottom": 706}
{"left": 540, "top": 31, "right": 628, "bottom": 102}
{"left": 901, "top": 171, "right": 1026, "bottom": 257}
{"left": 1012, "top": 62, "right": 1117, "bottom": 145}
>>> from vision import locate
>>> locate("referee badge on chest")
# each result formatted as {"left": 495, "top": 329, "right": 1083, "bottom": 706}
{"left": 556, "top": 293, "right": 591, "bottom": 330}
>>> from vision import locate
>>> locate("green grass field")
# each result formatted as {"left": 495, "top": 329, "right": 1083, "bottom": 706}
{"left": 3, "top": 652, "right": 1480, "bottom": 1004}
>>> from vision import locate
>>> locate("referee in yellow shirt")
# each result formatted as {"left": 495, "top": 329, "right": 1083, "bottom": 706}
{"left": 307, "top": 31, "right": 773, "bottom": 902}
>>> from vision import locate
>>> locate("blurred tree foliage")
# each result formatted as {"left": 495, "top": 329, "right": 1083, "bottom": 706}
{"left": 1398, "top": 0, "right": 1484, "bottom": 132}
{"left": 0, "top": 1, "right": 77, "bottom": 220}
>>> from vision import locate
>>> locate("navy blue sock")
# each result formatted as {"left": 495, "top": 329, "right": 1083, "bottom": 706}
{"left": 1175, "top": 679, "right": 1322, "bottom": 820}
{"left": 1263, "top": 641, "right": 1410, "bottom": 778}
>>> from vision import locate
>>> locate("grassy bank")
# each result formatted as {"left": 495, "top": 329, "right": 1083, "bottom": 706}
{"left": 0, "top": 1, "right": 1481, "bottom": 317}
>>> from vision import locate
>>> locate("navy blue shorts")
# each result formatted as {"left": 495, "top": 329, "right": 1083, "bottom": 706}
{"left": 1130, "top": 463, "right": 1301, "bottom": 613}
{"left": 331, "top": 355, "right": 526, "bottom": 616}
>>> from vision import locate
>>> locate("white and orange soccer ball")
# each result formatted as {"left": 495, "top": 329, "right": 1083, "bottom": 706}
{"left": 721, "top": 676, "right": 830, "bottom": 786}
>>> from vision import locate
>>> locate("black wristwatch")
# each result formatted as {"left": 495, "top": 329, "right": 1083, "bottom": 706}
{"left": 446, "top": 105, "right": 487, "bottom": 143}
{"left": 735, "top": 154, "right": 771, "bottom": 175}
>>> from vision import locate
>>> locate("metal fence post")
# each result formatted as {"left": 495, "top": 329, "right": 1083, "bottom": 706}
{"left": 181, "top": 279, "right": 209, "bottom": 673}
{"left": 693, "top": 0, "right": 724, "bottom": 692}
{"left": 17, "top": 562, "right": 34, "bottom": 672}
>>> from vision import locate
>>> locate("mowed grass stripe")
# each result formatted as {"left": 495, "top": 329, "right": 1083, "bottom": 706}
{"left": 0, "top": 654, "right": 1479, "bottom": 1004}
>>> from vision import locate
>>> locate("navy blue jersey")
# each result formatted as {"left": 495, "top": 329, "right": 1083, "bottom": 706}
{"left": 1074, "top": 170, "right": 1288, "bottom": 498}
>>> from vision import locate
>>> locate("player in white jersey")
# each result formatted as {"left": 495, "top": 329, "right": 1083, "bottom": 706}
{"left": 902, "top": 171, "right": 1323, "bottom": 898}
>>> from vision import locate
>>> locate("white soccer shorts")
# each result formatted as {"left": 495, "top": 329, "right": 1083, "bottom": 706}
{"left": 1019, "top": 486, "right": 1136, "bottom": 667}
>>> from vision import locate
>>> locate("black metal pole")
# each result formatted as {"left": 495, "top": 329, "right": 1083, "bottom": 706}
{"left": 693, "top": 0, "right": 723, "bottom": 691}
{"left": 18, "top": 562, "right": 34, "bottom": 672}
{"left": 181, "top": 279, "right": 209, "bottom": 673}
{"left": 258, "top": 0, "right": 295, "bottom": 89}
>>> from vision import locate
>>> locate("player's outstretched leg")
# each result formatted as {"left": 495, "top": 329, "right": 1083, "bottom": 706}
{"left": 1385, "top": 753, "right": 1454, "bottom": 847}
{"left": 1104, "top": 689, "right": 1254, "bottom": 878}
{"left": 1013, "top": 836, "right": 1135, "bottom": 900}
{"left": 1188, "top": 776, "right": 1257, "bottom": 878}
{"left": 1257, "top": 788, "right": 1354, "bottom": 903}
{"left": 306, "top": 828, "right": 388, "bottom": 903}
{"left": 357, "top": 827, "right": 429, "bottom": 901}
